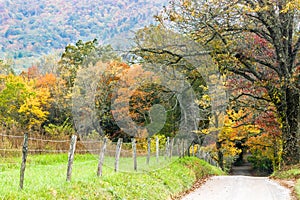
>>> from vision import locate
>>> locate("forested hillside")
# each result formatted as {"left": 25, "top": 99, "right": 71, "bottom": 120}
{"left": 0, "top": 0, "right": 167, "bottom": 71}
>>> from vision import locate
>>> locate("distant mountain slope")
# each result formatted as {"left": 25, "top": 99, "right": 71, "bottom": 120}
{"left": 0, "top": 0, "right": 167, "bottom": 70}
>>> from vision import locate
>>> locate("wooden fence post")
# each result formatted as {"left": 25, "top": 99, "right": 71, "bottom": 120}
{"left": 66, "top": 135, "right": 77, "bottom": 181}
{"left": 114, "top": 138, "right": 123, "bottom": 172}
{"left": 165, "top": 137, "right": 170, "bottom": 159}
{"left": 177, "top": 139, "right": 181, "bottom": 158}
{"left": 97, "top": 138, "right": 107, "bottom": 176}
{"left": 132, "top": 138, "right": 137, "bottom": 171}
{"left": 156, "top": 137, "right": 159, "bottom": 163}
{"left": 182, "top": 139, "right": 185, "bottom": 157}
{"left": 170, "top": 138, "right": 174, "bottom": 159}
{"left": 146, "top": 137, "right": 151, "bottom": 165}
{"left": 19, "top": 133, "right": 28, "bottom": 189}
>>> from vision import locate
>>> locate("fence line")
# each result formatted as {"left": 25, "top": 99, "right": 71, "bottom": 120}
{"left": 0, "top": 149, "right": 103, "bottom": 153}
{"left": 0, "top": 134, "right": 209, "bottom": 156}
{"left": 80, "top": 140, "right": 102, "bottom": 144}
{"left": 0, "top": 158, "right": 99, "bottom": 170}
{"left": 0, "top": 134, "right": 211, "bottom": 158}
{"left": 0, "top": 148, "right": 21, "bottom": 152}
{"left": 0, "top": 133, "right": 219, "bottom": 172}
{"left": 0, "top": 133, "right": 24, "bottom": 138}
{"left": 0, "top": 133, "right": 70, "bottom": 142}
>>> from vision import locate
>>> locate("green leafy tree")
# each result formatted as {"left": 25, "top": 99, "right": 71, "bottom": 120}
{"left": 57, "top": 40, "right": 120, "bottom": 134}
{"left": 59, "top": 39, "right": 119, "bottom": 88}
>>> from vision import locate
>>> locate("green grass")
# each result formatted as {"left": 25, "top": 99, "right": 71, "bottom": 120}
{"left": 271, "top": 165, "right": 300, "bottom": 199}
{"left": 0, "top": 154, "right": 224, "bottom": 199}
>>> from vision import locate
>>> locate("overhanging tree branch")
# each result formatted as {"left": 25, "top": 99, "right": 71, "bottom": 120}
{"left": 232, "top": 92, "right": 271, "bottom": 102}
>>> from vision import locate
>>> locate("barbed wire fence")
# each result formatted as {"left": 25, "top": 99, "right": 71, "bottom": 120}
{"left": 0, "top": 133, "right": 218, "bottom": 189}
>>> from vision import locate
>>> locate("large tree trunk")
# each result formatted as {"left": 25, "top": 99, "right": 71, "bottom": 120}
{"left": 282, "top": 88, "right": 300, "bottom": 165}
{"left": 216, "top": 140, "right": 224, "bottom": 170}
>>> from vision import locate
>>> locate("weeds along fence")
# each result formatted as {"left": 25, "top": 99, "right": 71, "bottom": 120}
{"left": 0, "top": 133, "right": 218, "bottom": 189}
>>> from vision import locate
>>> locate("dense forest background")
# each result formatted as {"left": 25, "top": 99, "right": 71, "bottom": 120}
{"left": 0, "top": 0, "right": 167, "bottom": 72}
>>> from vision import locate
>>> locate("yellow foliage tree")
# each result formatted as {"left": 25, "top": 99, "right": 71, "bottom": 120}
{"left": 0, "top": 74, "right": 51, "bottom": 132}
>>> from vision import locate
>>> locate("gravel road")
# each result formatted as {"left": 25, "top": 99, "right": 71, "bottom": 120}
{"left": 181, "top": 175, "right": 291, "bottom": 200}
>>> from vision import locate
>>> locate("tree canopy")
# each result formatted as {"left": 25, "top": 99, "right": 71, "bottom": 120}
{"left": 159, "top": 0, "right": 299, "bottom": 164}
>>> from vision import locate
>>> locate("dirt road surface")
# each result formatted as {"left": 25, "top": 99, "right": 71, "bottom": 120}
{"left": 181, "top": 175, "right": 291, "bottom": 200}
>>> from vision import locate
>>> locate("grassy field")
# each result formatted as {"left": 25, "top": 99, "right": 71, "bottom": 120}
{"left": 271, "top": 165, "right": 300, "bottom": 199}
{"left": 0, "top": 154, "right": 224, "bottom": 199}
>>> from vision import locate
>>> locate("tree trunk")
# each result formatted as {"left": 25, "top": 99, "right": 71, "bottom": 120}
{"left": 216, "top": 141, "right": 224, "bottom": 170}
{"left": 282, "top": 88, "right": 300, "bottom": 165}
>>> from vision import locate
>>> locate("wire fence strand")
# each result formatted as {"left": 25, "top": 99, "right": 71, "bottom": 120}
{"left": 0, "top": 133, "right": 219, "bottom": 170}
